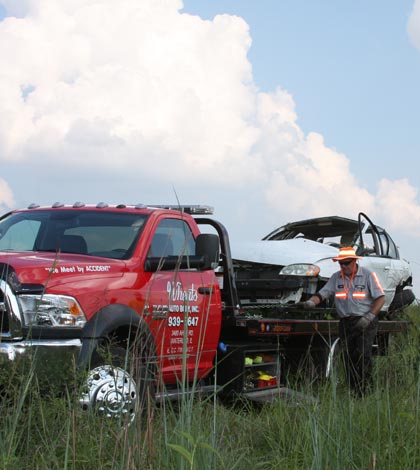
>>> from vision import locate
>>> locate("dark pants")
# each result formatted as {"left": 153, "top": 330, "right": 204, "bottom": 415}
{"left": 339, "top": 315, "right": 379, "bottom": 396}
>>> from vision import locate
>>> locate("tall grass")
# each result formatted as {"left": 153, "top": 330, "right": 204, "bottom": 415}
{"left": 1, "top": 307, "right": 419, "bottom": 469}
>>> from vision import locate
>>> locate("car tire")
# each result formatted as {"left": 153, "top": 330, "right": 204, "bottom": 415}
{"left": 388, "top": 288, "right": 416, "bottom": 314}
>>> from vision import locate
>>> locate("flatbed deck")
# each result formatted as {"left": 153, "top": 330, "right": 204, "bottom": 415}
{"left": 235, "top": 316, "right": 410, "bottom": 337}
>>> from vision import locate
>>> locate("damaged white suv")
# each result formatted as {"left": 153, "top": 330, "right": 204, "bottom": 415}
{"left": 233, "top": 213, "right": 414, "bottom": 317}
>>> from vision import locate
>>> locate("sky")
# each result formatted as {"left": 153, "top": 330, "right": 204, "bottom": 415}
{"left": 0, "top": 0, "right": 420, "bottom": 291}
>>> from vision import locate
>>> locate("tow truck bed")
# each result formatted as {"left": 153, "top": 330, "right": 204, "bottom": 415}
{"left": 236, "top": 317, "right": 410, "bottom": 337}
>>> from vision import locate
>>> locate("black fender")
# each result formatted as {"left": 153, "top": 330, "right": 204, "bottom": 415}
{"left": 78, "top": 303, "right": 156, "bottom": 370}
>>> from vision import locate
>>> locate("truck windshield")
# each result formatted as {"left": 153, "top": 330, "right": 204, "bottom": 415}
{"left": 0, "top": 210, "right": 148, "bottom": 260}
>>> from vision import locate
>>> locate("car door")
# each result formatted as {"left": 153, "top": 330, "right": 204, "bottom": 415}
{"left": 142, "top": 216, "right": 222, "bottom": 386}
{"left": 355, "top": 213, "right": 404, "bottom": 309}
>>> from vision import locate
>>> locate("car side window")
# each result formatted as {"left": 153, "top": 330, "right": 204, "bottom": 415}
{"left": 149, "top": 218, "right": 195, "bottom": 258}
{"left": 359, "top": 229, "right": 377, "bottom": 255}
{"left": 380, "top": 231, "right": 398, "bottom": 258}
{"left": 388, "top": 237, "right": 399, "bottom": 259}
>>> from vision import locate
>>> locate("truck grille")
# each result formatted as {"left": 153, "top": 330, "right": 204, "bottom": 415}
{"left": 0, "top": 288, "right": 10, "bottom": 335}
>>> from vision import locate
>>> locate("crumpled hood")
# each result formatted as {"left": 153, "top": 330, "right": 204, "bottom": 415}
{"left": 232, "top": 238, "right": 339, "bottom": 267}
{"left": 0, "top": 252, "right": 125, "bottom": 287}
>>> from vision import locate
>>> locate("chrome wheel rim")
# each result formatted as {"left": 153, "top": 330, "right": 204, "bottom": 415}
{"left": 80, "top": 365, "right": 137, "bottom": 421}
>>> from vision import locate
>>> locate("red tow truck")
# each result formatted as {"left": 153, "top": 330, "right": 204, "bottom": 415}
{"left": 0, "top": 203, "right": 409, "bottom": 419}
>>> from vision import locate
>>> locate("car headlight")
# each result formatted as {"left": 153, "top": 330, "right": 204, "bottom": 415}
{"left": 18, "top": 294, "right": 86, "bottom": 327}
{"left": 280, "top": 264, "right": 320, "bottom": 276}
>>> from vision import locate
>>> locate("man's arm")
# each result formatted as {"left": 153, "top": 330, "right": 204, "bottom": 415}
{"left": 356, "top": 294, "right": 385, "bottom": 329}
{"left": 302, "top": 272, "right": 337, "bottom": 308}
{"left": 303, "top": 294, "right": 322, "bottom": 309}
{"left": 370, "top": 295, "right": 385, "bottom": 316}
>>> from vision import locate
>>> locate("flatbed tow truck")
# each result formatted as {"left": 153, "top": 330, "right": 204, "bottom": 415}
{"left": 0, "top": 204, "right": 410, "bottom": 418}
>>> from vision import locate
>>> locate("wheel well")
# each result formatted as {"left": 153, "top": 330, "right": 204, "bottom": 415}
{"left": 398, "top": 277, "right": 413, "bottom": 290}
{"left": 107, "top": 325, "right": 140, "bottom": 348}
{"left": 79, "top": 305, "right": 157, "bottom": 370}
{"left": 102, "top": 325, "right": 157, "bottom": 367}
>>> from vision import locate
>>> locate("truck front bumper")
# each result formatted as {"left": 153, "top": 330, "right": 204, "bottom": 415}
{"left": 0, "top": 339, "right": 82, "bottom": 388}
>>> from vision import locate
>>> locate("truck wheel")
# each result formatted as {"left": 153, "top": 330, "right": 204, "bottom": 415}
{"left": 80, "top": 343, "right": 155, "bottom": 423}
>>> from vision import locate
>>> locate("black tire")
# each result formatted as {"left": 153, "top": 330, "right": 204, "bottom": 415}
{"left": 80, "top": 338, "right": 156, "bottom": 423}
{"left": 388, "top": 288, "right": 416, "bottom": 315}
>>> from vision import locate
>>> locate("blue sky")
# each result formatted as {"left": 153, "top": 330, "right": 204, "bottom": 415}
{"left": 0, "top": 0, "right": 420, "bottom": 289}
{"left": 183, "top": 0, "right": 420, "bottom": 188}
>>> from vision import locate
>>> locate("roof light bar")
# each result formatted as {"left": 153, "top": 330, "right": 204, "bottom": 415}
{"left": 149, "top": 205, "right": 214, "bottom": 215}
{"left": 23, "top": 202, "right": 214, "bottom": 215}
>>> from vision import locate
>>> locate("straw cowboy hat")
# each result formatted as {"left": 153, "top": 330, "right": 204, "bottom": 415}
{"left": 332, "top": 246, "right": 361, "bottom": 262}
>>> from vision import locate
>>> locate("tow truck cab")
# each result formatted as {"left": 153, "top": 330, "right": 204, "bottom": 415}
{"left": 0, "top": 204, "right": 224, "bottom": 392}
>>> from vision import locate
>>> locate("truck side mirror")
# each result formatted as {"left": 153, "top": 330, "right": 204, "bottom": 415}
{"left": 196, "top": 233, "right": 220, "bottom": 270}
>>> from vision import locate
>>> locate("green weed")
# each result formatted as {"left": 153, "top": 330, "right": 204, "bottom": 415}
{"left": 0, "top": 306, "right": 419, "bottom": 469}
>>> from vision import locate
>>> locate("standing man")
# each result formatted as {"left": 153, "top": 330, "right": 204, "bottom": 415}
{"left": 304, "top": 246, "right": 385, "bottom": 396}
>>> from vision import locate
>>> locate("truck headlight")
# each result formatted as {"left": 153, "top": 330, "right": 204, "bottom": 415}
{"left": 18, "top": 294, "right": 86, "bottom": 327}
{"left": 280, "top": 264, "right": 320, "bottom": 276}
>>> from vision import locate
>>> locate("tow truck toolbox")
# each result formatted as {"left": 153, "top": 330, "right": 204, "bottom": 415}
{"left": 0, "top": 203, "right": 410, "bottom": 419}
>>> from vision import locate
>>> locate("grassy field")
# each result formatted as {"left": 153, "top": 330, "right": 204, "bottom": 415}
{"left": 1, "top": 309, "right": 419, "bottom": 470}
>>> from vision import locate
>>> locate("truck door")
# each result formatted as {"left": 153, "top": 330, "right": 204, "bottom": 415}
{"left": 142, "top": 217, "right": 222, "bottom": 385}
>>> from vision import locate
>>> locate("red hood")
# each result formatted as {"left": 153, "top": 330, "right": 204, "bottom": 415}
{"left": 0, "top": 252, "right": 125, "bottom": 287}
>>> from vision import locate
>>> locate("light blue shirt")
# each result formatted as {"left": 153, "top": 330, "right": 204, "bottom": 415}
{"left": 318, "top": 264, "right": 384, "bottom": 318}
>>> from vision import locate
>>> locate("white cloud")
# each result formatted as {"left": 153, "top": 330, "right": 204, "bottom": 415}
{"left": 0, "top": 178, "right": 15, "bottom": 211}
{"left": 263, "top": 131, "right": 375, "bottom": 220}
{"left": 0, "top": 0, "right": 419, "bottom": 244}
{"left": 376, "top": 178, "right": 420, "bottom": 236}
{"left": 408, "top": 0, "right": 420, "bottom": 51}
{"left": 0, "top": 0, "right": 259, "bottom": 184}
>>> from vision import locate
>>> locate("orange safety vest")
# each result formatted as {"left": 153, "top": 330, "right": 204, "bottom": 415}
{"left": 335, "top": 291, "right": 366, "bottom": 300}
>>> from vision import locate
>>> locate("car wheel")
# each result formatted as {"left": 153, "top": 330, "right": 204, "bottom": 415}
{"left": 388, "top": 288, "right": 416, "bottom": 315}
